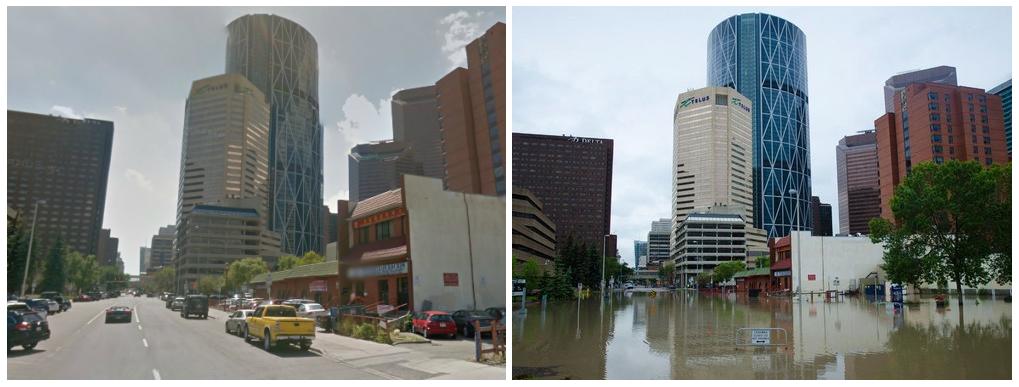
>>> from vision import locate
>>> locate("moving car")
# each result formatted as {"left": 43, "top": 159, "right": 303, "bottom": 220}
{"left": 181, "top": 294, "right": 209, "bottom": 319}
{"left": 164, "top": 294, "right": 176, "bottom": 308}
{"left": 451, "top": 310, "right": 494, "bottom": 338}
{"left": 74, "top": 294, "right": 93, "bottom": 302}
{"left": 225, "top": 309, "right": 254, "bottom": 336}
{"left": 105, "top": 306, "right": 133, "bottom": 323}
{"left": 412, "top": 311, "right": 456, "bottom": 339}
{"left": 244, "top": 305, "right": 315, "bottom": 352}
{"left": 170, "top": 297, "right": 184, "bottom": 311}
{"left": 8, "top": 310, "right": 50, "bottom": 351}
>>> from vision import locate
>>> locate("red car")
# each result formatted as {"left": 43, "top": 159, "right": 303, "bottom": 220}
{"left": 412, "top": 311, "right": 456, "bottom": 339}
{"left": 74, "top": 294, "right": 93, "bottom": 302}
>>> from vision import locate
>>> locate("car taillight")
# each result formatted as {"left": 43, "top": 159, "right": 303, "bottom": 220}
{"left": 15, "top": 322, "right": 30, "bottom": 331}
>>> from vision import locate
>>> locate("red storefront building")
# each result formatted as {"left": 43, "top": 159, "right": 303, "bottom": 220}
{"left": 336, "top": 189, "right": 412, "bottom": 311}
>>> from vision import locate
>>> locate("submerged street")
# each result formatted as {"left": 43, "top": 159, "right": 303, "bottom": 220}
{"left": 512, "top": 290, "right": 1012, "bottom": 379}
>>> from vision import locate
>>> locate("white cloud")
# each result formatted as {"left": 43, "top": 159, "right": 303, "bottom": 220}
{"left": 334, "top": 93, "right": 394, "bottom": 147}
{"left": 114, "top": 105, "right": 127, "bottom": 114}
{"left": 325, "top": 189, "right": 350, "bottom": 213}
{"left": 50, "top": 105, "right": 83, "bottom": 119}
{"left": 439, "top": 10, "right": 484, "bottom": 69}
{"left": 125, "top": 168, "right": 154, "bottom": 192}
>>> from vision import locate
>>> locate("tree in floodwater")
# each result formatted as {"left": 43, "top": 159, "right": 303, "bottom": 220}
{"left": 869, "top": 161, "right": 1011, "bottom": 305}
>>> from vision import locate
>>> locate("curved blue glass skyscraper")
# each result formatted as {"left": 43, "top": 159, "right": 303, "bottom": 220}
{"left": 707, "top": 13, "right": 811, "bottom": 238}
{"left": 226, "top": 14, "right": 323, "bottom": 255}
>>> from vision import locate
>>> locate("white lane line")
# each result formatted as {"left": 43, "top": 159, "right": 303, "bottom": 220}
{"left": 135, "top": 306, "right": 141, "bottom": 323}
{"left": 138, "top": 325, "right": 142, "bottom": 330}
{"left": 86, "top": 310, "right": 105, "bottom": 325}
{"left": 142, "top": 338, "right": 149, "bottom": 348}
{"left": 152, "top": 369, "right": 161, "bottom": 380}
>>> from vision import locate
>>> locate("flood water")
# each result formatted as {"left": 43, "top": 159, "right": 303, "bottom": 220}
{"left": 512, "top": 290, "right": 1012, "bottom": 379}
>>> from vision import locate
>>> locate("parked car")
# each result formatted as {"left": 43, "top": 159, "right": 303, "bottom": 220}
{"left": 485, "top": 307, "right": 506, "bottom": 325}
{"left": 40, "top": 292, "right": 71, "bottom": 312}
{"left": 412, "top": 311, "right": 456, "bottom": 339}
{"left": 8, "top": 310, "right": 50, "bottom": 351}
{"left": 105, "top": 306, "right": 132, "bottom": 323}
{"left": 170, "top": 297, "right": 185, "bottom": 311}
{"left": 282, "top": 299, "right": 315, "bottom": 307}
{"left": 294, "top": 303, "right": 328, "bottom": 319}
{"left": 181, "top": 294, "right": 209, "bottom": 319}
{"left": 87, "top": 291, "right": 103, "bottom": 300}
{"left": 165, "top": 294, "right": 176, "bottom": 309}
{"left": 74, "top": 294, "right": 93, "bottom": 302}
{"left": 451, "top": 310, "right": 494, "bottom": 338}
{"left": 244, "top": 305, "right": 315, "bottom": 352}
{"left": 225, "top": 309, "right": 254, "bottom": 336}
{"left": 44, "top": 299, "right": 60, "bottom": 314}
{"left": 624, "top": 282, "right": 635, "bottom": 290}
{"left": 20, "top": 299, "right": 49, "bottom": 319}
{"left": 7, "top": 302, "right": 32, "bottom": 314}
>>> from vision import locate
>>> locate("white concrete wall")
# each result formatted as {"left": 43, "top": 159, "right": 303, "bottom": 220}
{"left": 790, "top": 232, "right": 887, "bottom": 293}
{"left": 404, "top": 175, "right": 506, "bottom": 312}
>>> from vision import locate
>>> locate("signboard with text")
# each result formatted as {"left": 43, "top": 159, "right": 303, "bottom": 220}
{"left": 348, "top": 262, "right": 408, "bottom": 279}
{"left": 751, "top": 329, "right": 771, "bottom": 345}
{"left": 309, "top": 280, "right": 327, "bottom": 292}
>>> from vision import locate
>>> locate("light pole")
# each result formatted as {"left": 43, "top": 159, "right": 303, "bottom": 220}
{"left": 20, "top": 200, "right": 45, "bottom": 298}
{"left": 789, "top": 188, "right": 801, "bottom": 295}
{"left": 601, "top": 234, "right": 610, "bottom": 296}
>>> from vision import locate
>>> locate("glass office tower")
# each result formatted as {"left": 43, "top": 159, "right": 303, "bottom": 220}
{"left": 226, "top": 14, "right": 323, "bottom": 255}
{"left": 707, "top": 13, "right": 811, "bottom": 238}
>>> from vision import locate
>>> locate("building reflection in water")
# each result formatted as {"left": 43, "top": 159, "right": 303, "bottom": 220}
{"left": 512, "top": 291, "right": 1011, "bottom": 380}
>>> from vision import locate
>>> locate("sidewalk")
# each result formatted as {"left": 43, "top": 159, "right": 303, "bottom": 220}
{"left": 210, "top": 306, "right": 504, "bottom": 379}
{"left": 309, "top": 330, "right": 505, "bottom": 380}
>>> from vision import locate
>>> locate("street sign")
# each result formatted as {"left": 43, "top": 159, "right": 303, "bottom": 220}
{"left": 750, "top": 329, "right": 771, "bottom": 345}
{"left": 309, "top": 280, "right": 327, "bottom": 292}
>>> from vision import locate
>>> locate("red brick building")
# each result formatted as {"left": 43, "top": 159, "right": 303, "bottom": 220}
{"left": 875, "top": 83, "right": 1008, "bottom": 220}
{"left": 250, "top": 261, "right": 339, "bottom": 306}
{"left": 770, "top": 236, "right": 792, "bottom": 292}
{"left": 336, "top": 189, "right": 413, "bottom": 310}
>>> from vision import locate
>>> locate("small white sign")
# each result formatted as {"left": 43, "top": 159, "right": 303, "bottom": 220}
{"left": 751, "top": 329, "right": 771, "bottom": 345}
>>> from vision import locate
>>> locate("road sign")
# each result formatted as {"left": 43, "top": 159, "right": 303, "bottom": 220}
{"left": 750, "top": 329, "right": 771, "bottom": 345}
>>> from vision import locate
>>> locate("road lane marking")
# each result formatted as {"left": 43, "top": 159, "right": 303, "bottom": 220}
{"left": 138, "top": 325, "right": 142, "bottom": 330}
{"left": 86, "top": 310, "right": 105, "bottom": 325}
{"left": 142, "top": 338, "right": 149, "bottom": 348}
{"left": 152, "top": 369, "right": 161, "bottom": 380}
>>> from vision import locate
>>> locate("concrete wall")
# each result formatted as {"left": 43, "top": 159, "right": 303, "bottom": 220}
{"left": 790, "top": 232, "right": 887, "bottom": 293}
{"left": 404, "top": 175, "right": 506, "bottom": 312}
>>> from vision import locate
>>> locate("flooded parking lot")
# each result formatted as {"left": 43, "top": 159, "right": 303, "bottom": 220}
{"left": 512, "top": 290, "right": 1011, "bottom": 379}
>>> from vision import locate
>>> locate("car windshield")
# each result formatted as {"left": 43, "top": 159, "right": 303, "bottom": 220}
{"left": 22, "top": 313, "right": 43, "bottom": 323}
{"left": 305, "top": 304, "right": 323, "bottom": 310}
{"left": 429, "top": 314, "right": 453, "bottom": 322}
{"left": 467, "top": 311, "right": 491, "bottom": 318}
{"left": 265, "top": 307, "right": 297, "bottom": 317}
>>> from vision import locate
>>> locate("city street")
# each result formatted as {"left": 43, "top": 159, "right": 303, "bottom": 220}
{"left": 7, "top": 296, "right": 448, "bottom": 379}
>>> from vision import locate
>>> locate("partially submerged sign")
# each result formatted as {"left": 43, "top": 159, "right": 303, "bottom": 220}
{"left": 751, "top": 329, "right": 771, "bottom": 345}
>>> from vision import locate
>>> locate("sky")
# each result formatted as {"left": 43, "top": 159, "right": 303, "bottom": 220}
{"left": 7, "top": 6, "right": 505, "bottom": 275}
{"left": 512, "top": 6, "right": 1012, "bottom": 268}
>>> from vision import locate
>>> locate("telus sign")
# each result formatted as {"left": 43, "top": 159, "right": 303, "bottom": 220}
{"left": 679, "top": 95, "right": 711, "bottom": 109}
{"left": 731, "top": 97, "right": 751, "bottom": 113}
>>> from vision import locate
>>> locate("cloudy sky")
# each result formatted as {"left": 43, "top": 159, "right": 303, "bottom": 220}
{"left": 7, "top": 6, "right": 505, "bottom": 275}
{"left": 513, "top": 7, "right": 1011, "bottom": 268}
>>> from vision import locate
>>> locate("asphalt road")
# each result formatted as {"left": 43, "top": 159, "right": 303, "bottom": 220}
{"left": 7, "top": 295, "right": 380, "bottom": 379}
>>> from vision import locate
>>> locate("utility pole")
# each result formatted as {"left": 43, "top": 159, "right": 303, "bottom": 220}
{"left": 19, "top": 200, "right": 45, "bottom": 298}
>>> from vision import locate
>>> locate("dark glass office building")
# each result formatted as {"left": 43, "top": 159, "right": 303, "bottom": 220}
{"left": 708, "top": 13, "right": 812, "bottom": 238}
{"left": 226, "top": 14, "right": 323, "bottom": 256}
{"left": 7, "top": 110, "right": 114, "bottom": 257}
{"left": 512, "top": 132, "right": 613, "bottom": 257}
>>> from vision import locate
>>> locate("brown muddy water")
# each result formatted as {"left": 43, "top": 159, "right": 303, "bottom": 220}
{"left": 511, "top": 290, "right": 1011, "bottom": 379}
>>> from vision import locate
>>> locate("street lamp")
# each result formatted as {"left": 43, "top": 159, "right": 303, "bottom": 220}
{"left": 789, "top": 188, "right": 801, "bottom": 295}
{"left": 20, "top": 200, "right": 45, "bottom": 298}
{"left": 601, "top": 234, "right": 610, "bottom": 296}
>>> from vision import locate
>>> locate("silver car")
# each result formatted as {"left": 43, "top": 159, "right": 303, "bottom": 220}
{"left": 225, "top": 309, "right": 253, "bottom": 336}
{"left": 171, "top": 297, "right": 184, "bottom": 311}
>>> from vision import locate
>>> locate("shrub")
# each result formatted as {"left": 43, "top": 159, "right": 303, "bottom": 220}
{"left": 338, "top": 318, "right": 356, "bottom": 336}
{"left": 374, "top": 328, "right": 393, "bottom": 344}
{"left": 353, "top": 323, "right": 377, "bottom": 340}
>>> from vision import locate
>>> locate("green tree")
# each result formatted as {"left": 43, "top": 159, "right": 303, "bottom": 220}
{"left": 99, "top": 265, "right": 129, "bottom": 292}
{"left": 872, "top": 160, "right": 1010, "bottom": 305}
{"left": 152, "top": 267, "right": 176, "bottom": 294}
{"left": 196, "top": 275, "right": 224, "bottom": 295}
{"left": 712, "top": 261, "right": 746, "bottom": 285}
{"left": 521, "top": 260, "right": 542, "bottom": 289}
{"left": 695, "top": 272, "right": 713, "bottom": 287}
{"left": 275, "top": 251, "right": 326, "bottom": 271}
{"left": 658, "top": 262, "right": 676, "bottom": 286}
{"left": 40, "top": 238, "right": 67, "bottom": 292}
{"left": 66, "top": 252, "right": 100, "bottom": 294}
{"left": 224, "top": 257, "right": 268, "bottom": 292}
{"left": 7, "top": 214, "right": 38, "bottom": 294}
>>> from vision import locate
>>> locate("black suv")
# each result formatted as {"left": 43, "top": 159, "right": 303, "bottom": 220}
{"left": 181, "top": 294, "right": 209, "bottom": 319}
{"left": 8, "top": 310, "right": 50, "bottom": 351}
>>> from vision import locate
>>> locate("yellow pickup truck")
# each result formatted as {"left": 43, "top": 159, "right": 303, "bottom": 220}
{"left": 244, "top": 305, "right": 316, "bottom": 352}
